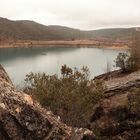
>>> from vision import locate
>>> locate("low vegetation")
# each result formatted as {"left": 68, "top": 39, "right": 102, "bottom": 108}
{"left": 24, "top": 65, "right": 105, "bottom": 127}
{"left": 127, "top": 88, "right": 140, "bottom": 114}
{"left": 0, "top": 17, "right": 137, "bottom": 42}
{"left": 115, "top": 32, "right": 140, "bottom": 72}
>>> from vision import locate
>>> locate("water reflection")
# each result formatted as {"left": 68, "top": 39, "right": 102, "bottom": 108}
{"left": 0, "top": 46, "right": 125, "bottom": 86}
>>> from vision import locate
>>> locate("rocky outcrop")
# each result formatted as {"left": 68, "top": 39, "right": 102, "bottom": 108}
{"left": 90, "top": 70, "right": 140, "bottom": 140}
{"left": 0, "top": 65, "right": 95, "bottom": 140}
{"left": 1, "top": 64, "right": 140, "bottom": 140}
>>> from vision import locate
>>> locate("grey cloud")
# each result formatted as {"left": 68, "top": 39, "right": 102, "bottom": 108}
{"left": 0, "top": 0, "right": 140, "bottom": 30}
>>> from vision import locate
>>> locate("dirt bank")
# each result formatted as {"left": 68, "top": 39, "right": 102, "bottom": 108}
{"left": 0, "top": 40, "right": 129, "bottom": 50}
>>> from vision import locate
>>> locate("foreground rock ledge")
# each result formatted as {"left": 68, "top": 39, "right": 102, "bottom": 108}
{"left": 0, "top": 65, "right": 95, "bottom": 140}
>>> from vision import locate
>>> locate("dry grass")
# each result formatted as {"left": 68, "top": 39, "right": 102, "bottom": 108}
{"left": 0, "top": 39, "right": 129, "bottom": 49}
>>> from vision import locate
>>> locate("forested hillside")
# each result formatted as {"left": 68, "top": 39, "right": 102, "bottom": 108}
{"left": 0, "top": 17, "right": 138, "bottom": 41}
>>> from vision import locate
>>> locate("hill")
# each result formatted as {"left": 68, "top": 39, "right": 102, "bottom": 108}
{"left": 0, "top": 17, "right": 138, "bottom": 42}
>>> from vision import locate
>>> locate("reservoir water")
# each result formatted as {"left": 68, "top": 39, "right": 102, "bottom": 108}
{"left": 0, "top": 46, "right": 126, "bottom": 87}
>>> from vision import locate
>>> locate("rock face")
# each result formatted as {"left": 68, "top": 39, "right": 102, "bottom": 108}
{"left": 90, "top": 70, "right": 140, "bottom": 140}
{"left": 0, "top": 65, "right": 95, "bottom": 140}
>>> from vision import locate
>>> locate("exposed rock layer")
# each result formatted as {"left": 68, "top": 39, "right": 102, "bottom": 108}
{"left": 90, "top": 70, "right": 140, "bottom": 140}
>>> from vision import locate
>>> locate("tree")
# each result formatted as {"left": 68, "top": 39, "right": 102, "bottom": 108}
{"left": 128, "top": 31, "right": 140, "bottom": 70}
{"left": 115, "top": 31, "right": 140, "bottom": 72}
{"left": 115, "top": 52, "right": 129, "bottom": 72}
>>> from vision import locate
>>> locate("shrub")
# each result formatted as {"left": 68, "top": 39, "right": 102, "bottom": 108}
{"left": 115, "top": 32, "right": 140, "bottom": 72}
{"left": 115, "top": 52, "right": 129, "bottom": 72}
{"left": 24, "top": 65, "right": 105, "bottom": 127}
{"left": 127, "top": 88, "right": 140, "bottom": 114}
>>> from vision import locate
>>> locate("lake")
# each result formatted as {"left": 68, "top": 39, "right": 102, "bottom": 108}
{"left": 0, "top": 46, "right": 126, "bottom": 87}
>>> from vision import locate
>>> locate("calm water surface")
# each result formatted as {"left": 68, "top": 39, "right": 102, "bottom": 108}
{"left": 0, "top": 46, "right": 126, "bottom": 86}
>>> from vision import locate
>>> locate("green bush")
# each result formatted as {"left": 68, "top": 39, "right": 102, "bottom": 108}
{"left": 115, "top": 52, "right": 129, "bottom": 72}
{"left": 24, "top": 65, "right": 105, "bottom": 127}
{"left": 115, "top": 52, "right": 137, "bottom": 72}
{"left": 115, "top": 33, "right": 140, "bottom": 72}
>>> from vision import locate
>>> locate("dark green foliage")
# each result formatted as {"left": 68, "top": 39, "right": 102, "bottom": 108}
{"left": 115, "top": 51, "right": 140, "bottom": 73}
{"left": 115, "top": 52, "right": 129, "bottom": 72}
{"left": 115, "top": 32, "right": 140, "bottom": 72}
{"left": 115, "top": 52, "right": 137, "bottom": 72}
{"left": 24, "top": 65, "right": 105, "bottom": 127}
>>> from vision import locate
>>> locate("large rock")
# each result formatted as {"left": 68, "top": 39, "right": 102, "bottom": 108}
{"left": 0, "top": 65, "right": 95, "bottom": 140}
{"left": 90, "top": 71, "right": 140, "bottom": 140}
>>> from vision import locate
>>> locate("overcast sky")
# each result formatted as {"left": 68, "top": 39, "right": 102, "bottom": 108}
{"left": 0, "top": 0, "right": 140, "bottom": 30}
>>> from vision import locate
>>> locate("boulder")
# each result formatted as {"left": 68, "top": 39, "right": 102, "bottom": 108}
{"left": 90, "top": 71, "right": 140, "bottom": 140}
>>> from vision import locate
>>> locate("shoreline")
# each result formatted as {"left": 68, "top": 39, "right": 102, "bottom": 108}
{"left": 0, "top": 40, "right": 129, "bottom": 50}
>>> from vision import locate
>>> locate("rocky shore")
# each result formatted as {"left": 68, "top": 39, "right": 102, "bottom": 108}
{"left": 0, "top": 65, "right": 94, "bottom": 140}
{"left": 90, "top": 70, "right": 140, "bottom": 139}
{"left": 0, "top": 65, "right": 140, "bottom": 140}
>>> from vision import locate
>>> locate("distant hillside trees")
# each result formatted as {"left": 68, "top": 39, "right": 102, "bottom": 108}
{"left": 0, "top": 17, "right": 138, "bottom": 42}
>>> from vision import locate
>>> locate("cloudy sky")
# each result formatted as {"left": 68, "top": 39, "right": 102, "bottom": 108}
{"left": 0, "top": 0, "right": 140, "bottom": 30}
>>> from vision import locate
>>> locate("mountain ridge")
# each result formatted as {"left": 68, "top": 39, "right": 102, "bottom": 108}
{"left": 0, "top": 17, "right": 139, "bottom": 41}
